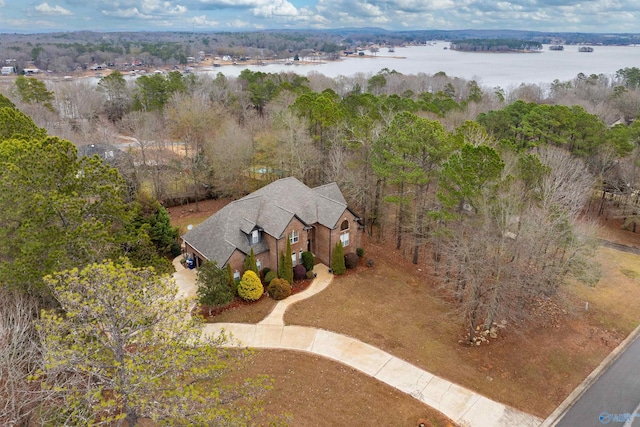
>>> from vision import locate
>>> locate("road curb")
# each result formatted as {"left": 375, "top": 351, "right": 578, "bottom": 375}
{"left": 540, "top": 322, "right": 640, "bottom": 427}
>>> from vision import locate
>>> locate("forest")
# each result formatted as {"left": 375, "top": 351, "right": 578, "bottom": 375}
{"left": 2, "top": 61, "right": 640, "bottom": 424}
{"left": 450, "top": 39, "right": 543, "bottom": 52}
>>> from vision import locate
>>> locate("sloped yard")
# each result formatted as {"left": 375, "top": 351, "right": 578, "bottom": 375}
{"left": 170, "top": 199, "right": 640, "bottom": 421}
{"left": 284, "top": 237, "right": 640, "bottom": 417}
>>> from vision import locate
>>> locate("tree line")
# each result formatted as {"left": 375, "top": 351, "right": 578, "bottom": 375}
{"left": 2, "top": 62, "right": 640, "bottom": 423}
{"left": 0, "top": 94, "right": 277, "bottom": 425}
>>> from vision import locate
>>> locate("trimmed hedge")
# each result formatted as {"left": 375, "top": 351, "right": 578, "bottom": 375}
{"left": 268, "top": 278, "right": 291, "bottom": 300}
{"left": 237, "top": 270, "right": 263, "bottom": 301}
{"left": 301, "top": 251, "right": 315, "bottom": 272}
{"left": 345, "top": 252, "right": 359, "bottom": 269}
{"left": 293, "top": 264, "right": 307, "bottom": 281}
{"left": 264, "top": 270, "right": 277, "bottom": 284}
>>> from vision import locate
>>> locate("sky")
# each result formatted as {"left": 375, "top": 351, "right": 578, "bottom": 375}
{"left": 0, "top": 0, "right": 639, "bottom": 33}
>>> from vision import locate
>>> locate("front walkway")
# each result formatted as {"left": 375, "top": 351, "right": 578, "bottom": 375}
{"left": 176, "top": 260, "right": 542, "bottom": 427}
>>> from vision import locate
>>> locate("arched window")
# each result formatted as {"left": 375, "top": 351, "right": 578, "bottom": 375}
{"left": 340, "top": 219, "right": 349, "bottom": 231}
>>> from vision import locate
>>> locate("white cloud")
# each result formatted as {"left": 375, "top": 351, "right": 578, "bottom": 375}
{"left": 252, "top": 0, "right": 299, "bottom": 17}
{"left": 189, "top": 14, "right": 219, "bottom": 26}
{"left": 101, "top": 7, "right": 152, "bottom": 19}
{"left": 0, "top": 0, "right": 5, "bottom": 6}
{"left": 34, "top": 3, "right": 73, "bottom": 16}
{"left": 140, "top": 0, "right": 187, "bottom": 15}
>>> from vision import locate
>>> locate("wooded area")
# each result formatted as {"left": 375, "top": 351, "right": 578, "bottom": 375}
{"left": 2, "top": 57, "right": 640, "bottom": 424}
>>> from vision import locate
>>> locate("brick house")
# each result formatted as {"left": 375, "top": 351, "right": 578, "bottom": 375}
{"left": 181, "top": 177, "right": 362, "bottom": 277}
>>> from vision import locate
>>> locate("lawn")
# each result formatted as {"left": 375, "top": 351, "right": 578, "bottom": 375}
{"left": 284, "top": 241, "right": 640, "bottom": 417}
{"left": 224, "top": 350, "right": 456, "bottom": 427}
{"left": 170, "top": 200, "right": 640, "bottom": 421}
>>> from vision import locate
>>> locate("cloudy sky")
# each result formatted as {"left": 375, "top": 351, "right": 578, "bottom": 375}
{"left": 0, "top": 0, "right": 638, "bottom": 33}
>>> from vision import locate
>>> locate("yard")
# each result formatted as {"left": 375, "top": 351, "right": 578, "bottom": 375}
{"left": 169, "top": 199, "right": 640, "bottom": 423}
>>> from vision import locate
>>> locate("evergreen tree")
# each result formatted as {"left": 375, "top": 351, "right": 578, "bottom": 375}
{"left": 282, "top": 239, "right": 294, "bottom": 285}
{"left": 196, "top": 261, "right": 234, "bottom": 315}
{"left": 38, "top": 259, "right": 270, "bottom": 425}
{"left": 332, "top": 241, "right": 346, "bottom": 275}
{"left": 244, "top": 247, "right": 259, "bottom": 275}
{"left": 226, "top": 263, "right": 235, "bottom": 291}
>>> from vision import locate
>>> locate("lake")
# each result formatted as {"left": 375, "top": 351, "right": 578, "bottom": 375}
{"left": 200, "top": 43, "right": 640, "bottom": 90}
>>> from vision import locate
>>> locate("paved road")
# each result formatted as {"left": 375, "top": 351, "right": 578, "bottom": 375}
{"left": 555, "top": 332, "right": 640, "bottom": 427}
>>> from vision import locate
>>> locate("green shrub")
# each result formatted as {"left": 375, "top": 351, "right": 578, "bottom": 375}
{"left": 305, "top": 270, "right": 315, "bottom": 280}
{"left": 170, "top": 242, "right": 183, "bottom": 257}
{"left": 196, "top": 260, "right": 234, "bottom": 315}
{"left": 293, "top": 264, "right": 307, "bottom": 281}
{"left": 356, "top": 247, "right": 364, "bottom": 258}
{"left": 344, "top": 252, "right": 359, "bottom": 269}
{"left": 260, "top": 267, "right": 271, "bottom": 278}
{"left": 267, "top": 278, "right": 291, "bottom": 300}
{"left": 279, "top": 240, "right": 294, "bottom": 285}
{"left": 301, "top": 251, "right": 315, "bottom": 272}
{"left": 244, "top": 248, "right": 259, "bottom": 276}
{"left": 331, "top": 241, "right": 346, "bottom": 275}
{"left": 237, "top": 270, "right": 263, "bottom": 301}
{"left": 264, "top": 270, "right": 277, "bottom": 284}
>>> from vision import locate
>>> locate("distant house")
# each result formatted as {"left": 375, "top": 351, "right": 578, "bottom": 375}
{"left": 182, "top": 177, "right": 363, "bottom": 275}
{"left": 1, "top": 66, "right": 14, "bottom": 75}
{"left": 23, "top": 68, "right": 40, "bottom": 75}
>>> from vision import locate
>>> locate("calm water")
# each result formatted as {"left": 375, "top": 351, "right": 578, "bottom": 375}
{"left": 202, "top": 44, "right": 640, "bottom": 89}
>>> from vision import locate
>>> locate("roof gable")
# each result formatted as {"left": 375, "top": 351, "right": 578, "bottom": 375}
{"left": 182, "top": 177, "right": 350, "bottom": 265}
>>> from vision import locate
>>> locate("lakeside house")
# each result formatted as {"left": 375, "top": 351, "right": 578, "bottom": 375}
{"left": 182, "top": 177, "right": 363, "bottom": 276}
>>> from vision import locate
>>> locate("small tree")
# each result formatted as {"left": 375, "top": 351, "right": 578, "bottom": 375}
{"left": 281, "top": 240, "right": 294, "bottom": 285}
{"left": 332, "top": 241, "right": 346, "bottom": 275}
{"left": 196, "top": 260, "right": 234, "bottom": 315}
{"left": 225, "top": 263, "right": 235, "bottom": 292}
{"left": 37, "top": 259, "right": 269, "bottom": 426}
{"left": 244, "top": 248, "right": 259, "bottom": 276}
{"left": 237, "top": 270, "right": 264, "bottom": 301}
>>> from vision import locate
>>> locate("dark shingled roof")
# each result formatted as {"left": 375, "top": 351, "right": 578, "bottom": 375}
{"left": 182, "top": 177, "right": 349, "bottom": 266}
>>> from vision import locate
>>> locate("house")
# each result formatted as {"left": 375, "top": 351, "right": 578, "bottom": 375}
{"left": 182, "top": 177, "right": 362, "bottom": 276}
{"left": 1, "top": 66, "right": 14, "bottom": 75}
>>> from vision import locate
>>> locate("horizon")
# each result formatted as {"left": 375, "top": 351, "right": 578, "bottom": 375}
{"left": 0, "top": 1, "right": 639, "bottom": 33}
{"left": 1, "top": 27, "right": 640, "bottom": 36}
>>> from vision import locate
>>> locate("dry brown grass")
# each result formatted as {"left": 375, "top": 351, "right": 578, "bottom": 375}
{"left": 224, "top": 350, "right": 456, "bottom": 427}
{"left": 170, "top": 200, "right": 640, "bottom": 421}
{"left": 283, "top": 244, "right": 640, "bottom": 417}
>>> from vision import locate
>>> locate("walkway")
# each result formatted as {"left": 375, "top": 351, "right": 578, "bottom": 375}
{"left": 175, "top": 261, "right": 542, "bottom": 427}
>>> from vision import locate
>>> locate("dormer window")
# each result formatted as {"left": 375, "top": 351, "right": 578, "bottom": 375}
{"left": 251, "top": 229, "right": 260, "bottom": 245}
{"left": 289, "top": 230, "right": 299, "bottom": 244}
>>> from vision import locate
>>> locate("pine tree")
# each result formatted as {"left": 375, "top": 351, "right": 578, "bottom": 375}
{"left": 282, "top": 239, "right": 294, "bottom": 285}
{"left": 244, "top": 248, "right": 259, "bottom": 275}
{"left": 332, "top": 241, "right": 346, "bottom": 275}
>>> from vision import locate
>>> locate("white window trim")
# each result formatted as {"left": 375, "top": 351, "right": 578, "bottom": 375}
{"left": 251, "top": 229, "right": 260, "bottom": 244}
{"left": 340, "top": 231, "right": 350, "bottom": 247}
{"left": 290, "top": 230, "right": 299, "bottom": 244}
